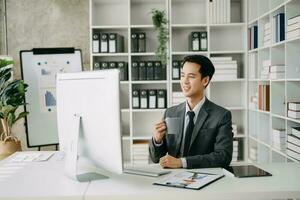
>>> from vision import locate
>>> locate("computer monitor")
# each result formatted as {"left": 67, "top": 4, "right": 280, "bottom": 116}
{"left": 56, "top": 69, "right": 123, "bottom": 182}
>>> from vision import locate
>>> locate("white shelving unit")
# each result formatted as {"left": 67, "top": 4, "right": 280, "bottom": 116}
{"left": 90, "top": 0, "right": 247, "bottom": 165}
{"left": 247, "top": 0, "right": 300, "bottom": 164}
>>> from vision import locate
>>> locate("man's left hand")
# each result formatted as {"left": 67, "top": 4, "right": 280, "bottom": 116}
{"left": 159, "top": 154, "right": 183, "bottom": 168}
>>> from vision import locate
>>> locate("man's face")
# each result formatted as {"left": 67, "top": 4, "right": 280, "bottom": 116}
{"left": 180, "top": 61, "right": 209, "bottom": 98}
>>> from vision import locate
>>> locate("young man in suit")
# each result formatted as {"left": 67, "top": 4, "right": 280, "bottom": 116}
{"left": 149, "top": 55, "right": 233, "bottom": 169}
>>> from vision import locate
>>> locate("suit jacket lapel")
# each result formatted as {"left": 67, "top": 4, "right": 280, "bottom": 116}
{"left": 189, "top": 99, "right": 210, "bottom": 151}
{"left": 175, "top": 103, "right": 185, "bottom": 156}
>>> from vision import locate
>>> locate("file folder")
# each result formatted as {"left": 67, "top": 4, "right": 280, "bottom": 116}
{"left": 189, "top": 32, "right": 200, "bottom": 51}
{"left": 100, "top": 33, "right": 108, "bottom": 53}
{"left": 140, "top": 90, "right": 148, "bottom": 109}
{"left": 200, "top": 32, "right": 208, "bottom": 51}
{"left": 100, "top": 61, "right": 109, "bottom": 70}
{"left": 148, "top": 90, "right": 157, "bottom": 109}
{"left": 172, "top": 60, "right": 180, "bottom": 80}
{"left": 154, "top": 61, "right": 162, "bottom": 80}
{"left": 109, "top": 33, "right": 124, "bottom": 53}
{"left": 139, "top": 61, "right": 147, "bottom": 80}
{"left": 131, "top": 61, "right": 139, "bottom": 80}
{"left": 93, "top": 61, "right": 100, "bottom": 70}
{"left": 131, "top": 33, "right": 138, "bottom": 53}
{"left": 146, "top": 61, "right": 154, "bottom": 80}
{"left": 157, "top": 90, "right": 166, "bottom": 108}
{"left": 118, "top": 62, "right": 128, "bottom": 81}
{"left": 161, "top": 63, "right": 166, "bottom": 80}
{"left": 92, "top": 33, "right": 100, "bottom": 53}
{"left": 138, "top": 32, "right": 146, "bottom": 52}
{"left": 132, "top": 90, "right": 140, "bottom": 109}
{"left": 109, "top": 62, "right": 117, "bottom": 69}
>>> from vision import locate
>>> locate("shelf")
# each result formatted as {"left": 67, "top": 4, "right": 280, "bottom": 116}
{"left": 122, "top": 136, "right": 131, "bottom": 140}
{"left": 120, "top": 81, "right": 129, "bottom": 84}
{"left": 249, "top": 109, "right": 270, "bottom": 115}
{"left": 271, "top": 113, "right": 286, "bottom": 120}
{"left": 249, "top": 48, "right": 258, "bottom": 53}
{"left": 270, "top": 146, "right": 286, "bottom": 157}
{"left": 271, "top": 40, "right": 285, "bottom": 48}
{"left": 131, "top": 52, "right": 155, "bottom": 56}
{"left": 132, "top": 136, "right": 151, "bottom": 140}
{"left": 234, "top": 134, "right": 246, "bottom": 138}
{"left": 211, "top": 79, "right": 246, "bottom": 83}
{"left": 209, "top": 23, "right": 246, "bottom": 27}
{"left": 132, "top": 109, "right": 165, "bottom": 113}
{"left": 286, "top": 79, "right": 300, "bottom": 82}
{"left": 286, "top": 117, "right": 300, "bottom": 124}
{"left": 172, "top": 51, "right": 208, "bottom": 55}
{"left": 92, "top": 53, "right": 128, "bottom": 57}
{"left": 130, "top": 25, "right": 154, "bottom": 29}
{"left": 226, "top": 107, "right": 246, "bottom": 111}
{"left": 121, "top": 109, "right": 130, "bottom": 113}
{"left": 92, "top": 25, "right": 128, "bottom": 29}
{"left": 249, "top": 135, "right": 271, "bottom": 148}
{"left": 210, "top": 50, "right": 246, "bottom": 54}
{"left": 285, "top": 36, "right": 300, "bottom": 44}
{"left": 248, "top": 79, "right": 270, "bottom": 82}
{"left": 131, "top": 81, "right": 168, "bottom": 84}
{"left": 171, "top": 24, "right": 207, "bottom": 28}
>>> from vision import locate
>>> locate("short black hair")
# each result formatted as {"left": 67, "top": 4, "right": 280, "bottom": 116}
{"left": 182, "top": 55, "right": 215, "bottom": 84}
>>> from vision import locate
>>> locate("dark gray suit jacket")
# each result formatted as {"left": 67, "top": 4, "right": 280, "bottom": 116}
{"left": 149, "top": 98, "right": 233, "bottom": 169}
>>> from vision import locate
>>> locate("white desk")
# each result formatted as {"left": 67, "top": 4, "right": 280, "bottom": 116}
{"left": 1, "top": 152, "right": 300, "bottom": 200}
{"left": 0, "top": 152, "right": 88, "bottom": 200}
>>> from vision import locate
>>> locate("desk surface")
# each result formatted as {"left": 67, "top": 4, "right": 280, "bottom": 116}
{"left": 1, "top": 152, "right": 300, "bottom": 200}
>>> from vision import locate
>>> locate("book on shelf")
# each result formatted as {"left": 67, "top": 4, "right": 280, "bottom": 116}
{"left": 157, "top": 90, "right": 167, "bottom": 109}
{"left": 92, "top": 33, "right": 100, "bottom": 53}
{"left": 269, "top": 72, "right": 284, "bottom": 79}
{"left": 209, "top": 0, "right": 230, "bottom": 24}
{"left": 263, "top": 22, "right": 271, "bottom": 46}
{"left": 148, "top": 90, "right": 157, "bottom": 109}
{"left": 287, "top": 15, "right": 300, "bottom": 26}
{"left": 108, "top": 33, "right": 124, "bottom": 53}
{"left": 140, "top": 90, "right": 148, "bottom": 109}
{"left": 287, "top": 142, "right": 300, "bottom": 155}
{"left": 132, "top": 141, "right": 149, "bottom": 165}
{"left": 131, "top": 61, "right": 139, "bottom": 80}
{"left": 273, "top": 13, "right": 285, "bottom": 43}
{"left": 100, "top": 33, "right": 109, "bottom": 53}
{"left": 249, "top": 25, "right": 258, "bottom": 50}
{"left": 291, "top": 127, "right": 300, "bottom": 138}
{"left": 189, "top": 32, "right": 207, "bottom": 52}
{"left": 210, "top": 57, "right": 238, "bottom": 80}
{"left": 286, "top": 29, "right": 300, "bottom": 40}
{"left": 288, "top": 102, "right": 300, "bottom": 111}
{"left": 249, "top": 53, "right": 257, "bottom": 79}
{"left": 172, "top": 60, "right": 181, "bottom": 80}
{"left": 258, "top": 84, "right": 270, "bottom": 111}
{"left": 287, "top": 134, "right": 300, "bottom": 147}
{"left": 138, "top": 32, "right": 146, "bottom": 53}
{"left": 286, "top": 21, "right": 300, "bottom": 32}
{"left": 146, "top": 61, "right": 154, "bottom": 80}
{"left": 132, "top": 90, "right": 140, "bottom": 109}
{"left": 139, "top": 61, "right": 147, "bottom": 80}
{"left": 287, "top": 110, "right": 300, "bottom": 119}
{"left": 131, "top": 33, "right": 138, "bottom": 53}
{"left": 272, "top": 129, "right": 286, "bottom": 150}
{"left": 287, "top": 149, "right": 300, "bottom": 161}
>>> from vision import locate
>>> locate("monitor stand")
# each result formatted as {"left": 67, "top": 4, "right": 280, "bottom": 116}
{"left": 64, "top": 114, "right": 108, "bottom": 182}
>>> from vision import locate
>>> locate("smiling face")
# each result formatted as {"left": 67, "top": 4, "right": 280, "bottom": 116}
{"left": 180, "top": 61, "right": 209, "bottom": 100}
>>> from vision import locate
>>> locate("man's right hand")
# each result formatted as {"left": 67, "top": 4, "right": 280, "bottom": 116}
{"left": 153, "top": 119, "right": 167, "bottom": 144}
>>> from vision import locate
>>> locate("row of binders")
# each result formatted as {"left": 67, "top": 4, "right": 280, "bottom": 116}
{"left": 92, "top": 33, "right": 124, "bottom": 53}
{"left": 132, "top": 89, "right": 167, "bottom": 109}
{"left": 131, "top": 32, "right": 146, "bottom": 53}
{"left": 132, "top": 61, "right": 166, "bottom": 81}
{"left": 286, "top": 15, "right": 300, "bottom": 40}
{"left": 93, "top": 61, "right": 128, "bottom": 81}
{"left": 287, "top": 127, "right": 300, "bottom": 161}
{"left": 287, "top": 102, "right": 300, "bottom": 119}
{"left": 189, "top": 32, "right": 207, "bottom": 51}
{"left": 209, "top": 0, "right": 231, "bottom": 24}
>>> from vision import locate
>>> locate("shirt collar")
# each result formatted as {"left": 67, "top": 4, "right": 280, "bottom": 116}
{"left": 185, "top": 96, "right": 206, "bottom": 120}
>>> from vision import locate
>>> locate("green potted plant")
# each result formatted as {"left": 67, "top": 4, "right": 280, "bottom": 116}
{"left": 151, "top": 9, "right": 169, "bottom": 66}
{"left": 0, "top": 58, "right": 28, "bottom": 159}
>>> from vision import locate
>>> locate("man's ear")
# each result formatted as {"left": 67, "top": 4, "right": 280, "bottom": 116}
{"left": 202, "top": 76, "right": 210, "bottom": 87}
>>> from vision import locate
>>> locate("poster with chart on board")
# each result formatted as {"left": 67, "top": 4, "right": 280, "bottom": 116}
{"left": 20, "top": 48, "right": 83, "bottom": 147}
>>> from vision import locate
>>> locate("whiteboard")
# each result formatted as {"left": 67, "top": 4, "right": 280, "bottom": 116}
{"left": 20, "top": 48, "right": 83, "bottom": 147}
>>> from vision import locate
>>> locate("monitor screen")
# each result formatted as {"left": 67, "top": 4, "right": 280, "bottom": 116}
{"left": 56, "top": 69, "right": 123, "bottom": 176}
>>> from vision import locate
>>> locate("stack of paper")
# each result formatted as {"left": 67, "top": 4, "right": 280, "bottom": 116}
{"left": 132, "top": 141, "right": 149, "bottom": 165}
{"left": 286, "top": 15, "right": 300, "bottom": 40}
{"left": 211, "top": 57, "right": 238, "bottom": 81}
{"left": 272, "top": 129, "right": 286, "bottom": 151}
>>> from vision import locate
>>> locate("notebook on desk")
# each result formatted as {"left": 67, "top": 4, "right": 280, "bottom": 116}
{"left": 123, "top": 166, "right": 171, "bottom": 177}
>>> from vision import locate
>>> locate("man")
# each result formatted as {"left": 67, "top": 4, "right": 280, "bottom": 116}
{"left": 149, "top": 55, "right": 233, "bottom": 169}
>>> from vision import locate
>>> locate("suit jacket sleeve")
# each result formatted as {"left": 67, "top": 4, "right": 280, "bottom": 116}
{"left": 149, "top": 111, "right": 168, "bottom": 163}
{"left": 186, "top": 110, "right": 233, "bottom": 168}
